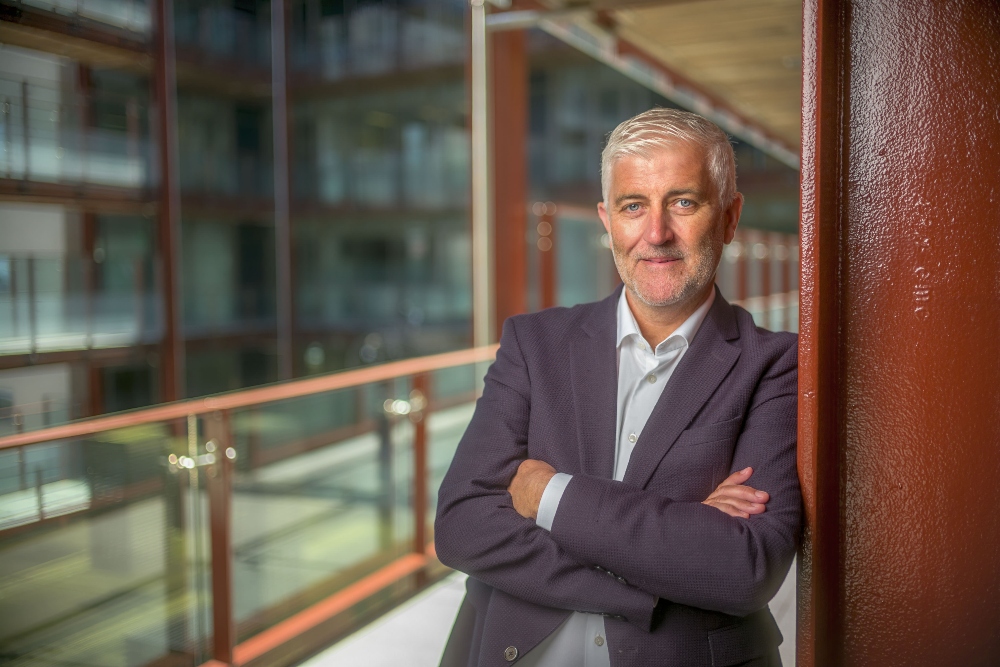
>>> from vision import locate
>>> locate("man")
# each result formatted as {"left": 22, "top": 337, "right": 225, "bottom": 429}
{"left": 435, "top": 108, "right": 800, "bottom": 667}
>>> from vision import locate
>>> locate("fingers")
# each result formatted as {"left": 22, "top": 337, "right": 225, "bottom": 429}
{"left": 709, "top": 484, "right": 769, "bottom": 504}
{"left": 703, "top": 466, "right": 770, "bottom": 519}
{"left": 720, "top": 466, "right": 754, "bottom": 487}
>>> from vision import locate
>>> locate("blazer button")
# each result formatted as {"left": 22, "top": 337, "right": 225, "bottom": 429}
{"left": 504, "top": 646, "right": 518, "bottom": 661}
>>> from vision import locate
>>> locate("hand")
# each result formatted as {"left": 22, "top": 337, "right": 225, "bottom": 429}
{"left": 507, "top": 459, "right": 557, "bottom": 520}
{"left": 702, "top": 467, "right": 770, "bottom": 519}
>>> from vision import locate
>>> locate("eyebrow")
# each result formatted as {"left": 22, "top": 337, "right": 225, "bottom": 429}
{"left": 613, "top": 188, "right": 706, "bottom": 206}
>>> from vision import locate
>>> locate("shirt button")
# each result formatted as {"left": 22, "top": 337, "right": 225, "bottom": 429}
{"left": 647, "top": 374, "right": 656, "bottom": 383}
{"left": 504, "top": 646, "right": 518, "bottom": 661}
{"left": 628, "top": 433, "right": 637, "bottom": 443}
{"left": 595, "top": 635, "right": 605, "bottom": 647}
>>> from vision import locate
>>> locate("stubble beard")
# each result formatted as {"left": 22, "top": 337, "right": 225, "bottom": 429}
{"left": 610, "top": 230, "right": 721, "bottom": 308}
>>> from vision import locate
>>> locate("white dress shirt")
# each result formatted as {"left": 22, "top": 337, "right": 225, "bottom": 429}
{"left": 519, "top": 287, "right": 716, "bottom": 667}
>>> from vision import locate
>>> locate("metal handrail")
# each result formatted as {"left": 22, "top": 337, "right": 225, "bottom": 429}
{"left": 0, "top": 344, "right": 498, "bottom": 450}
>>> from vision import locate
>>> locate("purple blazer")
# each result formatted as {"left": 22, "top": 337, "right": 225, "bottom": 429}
{"left": 435, "top": 286, "right": 800, "bottom": 667}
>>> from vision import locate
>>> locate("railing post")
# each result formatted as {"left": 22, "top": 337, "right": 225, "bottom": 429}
{"left": 206, "top": 410, "right": 235, "bottom": 665}
{"left": 411, "top": 373, "right": 430, "bottom": 585}
{"left": 18, "top": 442, "right": 27, "bottom": 491}
{"left": 3, "top": 96, "right": 10, "bottom": 178}
{"left": 537, "top": 203, "right": 556, "bottom": 310}
{"left": 35, "top": 465, "right": 45, "bottom": 521}
{"left": 27, "top": 256, "right": 37, "bottom": 355}
{"left": 21, "top": 81, "right": 29, "bottom": 179}
{"left": 10, "top": 257, "right": 19, "bottom": 339}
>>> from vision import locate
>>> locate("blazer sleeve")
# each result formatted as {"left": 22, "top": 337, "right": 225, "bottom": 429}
{"left": 548, "top": 340, "right": 801, "bottom": 618}
{"left": 434, "top": 317, "right": 659, "bottom": 630}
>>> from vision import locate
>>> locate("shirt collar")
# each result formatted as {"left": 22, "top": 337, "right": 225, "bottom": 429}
{"left": 616, "top": 286, "right": 716, "bottom": 352}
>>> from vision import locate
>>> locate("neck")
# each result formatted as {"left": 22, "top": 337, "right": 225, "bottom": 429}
{"left": 625, "top": 281, "right": 714, "bottom": 348}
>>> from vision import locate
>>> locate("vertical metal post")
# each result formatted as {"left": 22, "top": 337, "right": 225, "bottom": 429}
{"left": 27, "top": 256, "right": 37, "bottom": 355}
{"left": 18, "top": 443, "right": 27, "bottom": 491}
{"left": 83, "top": 212, "right": 97, "bottom": 350}
{"left": 10, "top": 257, "right": 19, "bottom": 338}
{"left": 272, "top": 0, "right": 294, "bottom": 380}
{"left": 491, "top": 27, "right": 528, "bottom": 336}
{"left": 35, "top": 466, "right": 45, "bottom": 521}
{"left": 206, "top": 411, "right": 235, "bottom": 664}
{"left": 79, "top": 66, "right": 92, "bottom": 183}
{"left": 799, "top": 0, "right": 846, "bottom": 664}
{"left": 126, "top": 97, "right": 139, "bottom": 185}
{"left": 21, "top": 81, "right": 29, "bottom": 179}
{"left": 412, "top": 373, "right": 429, "bottom": 556}
{"left": 377, "top": 391, "right": 395, "bottom": 550}
{"left": 538, "top": 204, "right": 556, "bottom": 310}
{"left": 470, "top": 0, "right": 493, "bottom": 347}
{"left": 3, "top": 96, "right": 10, "bottom": 178}
{"left": 153, "top": 0, "right": 184, "bottom": 402}
{"left": 134, "top": 258, "right": 145, "bottom": 342}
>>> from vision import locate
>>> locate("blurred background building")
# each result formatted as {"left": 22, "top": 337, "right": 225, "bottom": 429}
{"left": 0, "top": 0, "right": 799, "bottom": 432}
{"left": 0, "top": 1, "right": 805, "bottom": 666}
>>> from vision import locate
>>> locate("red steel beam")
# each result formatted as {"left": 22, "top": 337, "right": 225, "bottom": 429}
{"left": 798, "top": 0, "right": 846, "bottom": 663}
{"left": 152, "top": 0, "right": 184, "bottom": 403}
{"left": 490, "top": 28, "right": 529, "bottom": 337}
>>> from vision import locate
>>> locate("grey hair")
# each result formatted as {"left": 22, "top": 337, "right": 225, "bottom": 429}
{"left": 600, "top": 108, "right": 737, "bottom": 206}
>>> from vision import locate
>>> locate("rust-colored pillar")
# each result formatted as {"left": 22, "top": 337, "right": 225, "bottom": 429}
{"left": 153, "top": 0, "right": 184, "bottom": 401}
{"left": 799, "top": 1, "right": 1000, "bottom": 666}
{"left": 490, "top": 28, "right": 528, "bottom": 339}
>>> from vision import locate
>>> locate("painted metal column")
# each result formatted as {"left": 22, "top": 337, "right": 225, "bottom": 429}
{"left": 490, "top": 27, "right": 528, "bottom": 336}
{"left": 469, "top": 0, "right": 493, "bottom": 347}
{"left": 153, "top": 0, "right": 184, "bottom": 402}
{"left": 799, "top": 1, "right": 1000, "bottom": 665}
{"left": 272, "top": 0, "right": 294, "bottom": 380}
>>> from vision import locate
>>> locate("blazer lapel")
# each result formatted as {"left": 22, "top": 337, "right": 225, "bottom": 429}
{"left": 570, "top": 287, "right": 621, "bottom": 479}
{"left": 622, "top": 291, "right": 742, "bottom": 489}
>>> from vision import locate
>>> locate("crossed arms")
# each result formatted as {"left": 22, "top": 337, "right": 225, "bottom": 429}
{"left": 434, "top": 317, "right": 800, "bottom": 629}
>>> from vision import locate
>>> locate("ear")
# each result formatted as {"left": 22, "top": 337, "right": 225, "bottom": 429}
{"left": 722, "top": 192, "right": 743, "bottom": 244}
{"left": 597, "top": 201, "right": 612, "bottom": 235}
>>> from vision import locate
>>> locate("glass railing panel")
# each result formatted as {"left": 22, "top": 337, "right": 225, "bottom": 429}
{"left": 227, "top": 379, "right": 415, "bottom": 642}
{"left": 0, "top": 418, "right": 213, "bottom": 666}
{"left": 0, "top": 346, "right": 496, "bottom": 663}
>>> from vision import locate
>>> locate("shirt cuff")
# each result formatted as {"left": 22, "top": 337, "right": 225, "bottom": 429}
{"left": 535, "top": 473, "right": 573, "bottom": 531}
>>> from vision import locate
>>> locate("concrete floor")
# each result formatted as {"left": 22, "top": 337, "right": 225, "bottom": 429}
{"left": 302, "top": 563, "right": 798, "bottom": 667}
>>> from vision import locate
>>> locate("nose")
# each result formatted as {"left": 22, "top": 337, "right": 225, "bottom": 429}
{"left": 642, "top": 204, "right": 675, "bottom": 247}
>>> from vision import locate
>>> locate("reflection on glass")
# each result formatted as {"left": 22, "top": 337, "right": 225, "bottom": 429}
{"left": 0, "top": 420, "right": 213, "bottom": 666}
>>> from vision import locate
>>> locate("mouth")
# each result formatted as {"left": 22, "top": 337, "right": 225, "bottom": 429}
{"left": 639, "top": 257, "right": 682, "bottom": 265}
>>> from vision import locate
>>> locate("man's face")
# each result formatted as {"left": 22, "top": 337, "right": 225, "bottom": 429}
{"left": 597, "top": 142, "right": 742, "bottom": 309}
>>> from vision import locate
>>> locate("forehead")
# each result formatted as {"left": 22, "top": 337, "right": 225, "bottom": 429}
{"left": 608, "top": 141, "right": 712, "bottom": 193}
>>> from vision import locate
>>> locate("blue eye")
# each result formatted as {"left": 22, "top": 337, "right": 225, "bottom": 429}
{"left": 677, "top": 199, "right": 693, "bottom": 207}
{"left": 625, "top": 203, "right": 641, "bottom": 212}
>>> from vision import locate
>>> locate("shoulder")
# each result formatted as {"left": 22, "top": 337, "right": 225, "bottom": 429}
{"left": 502, "top": 299, "right": 604, "bottom": 349}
